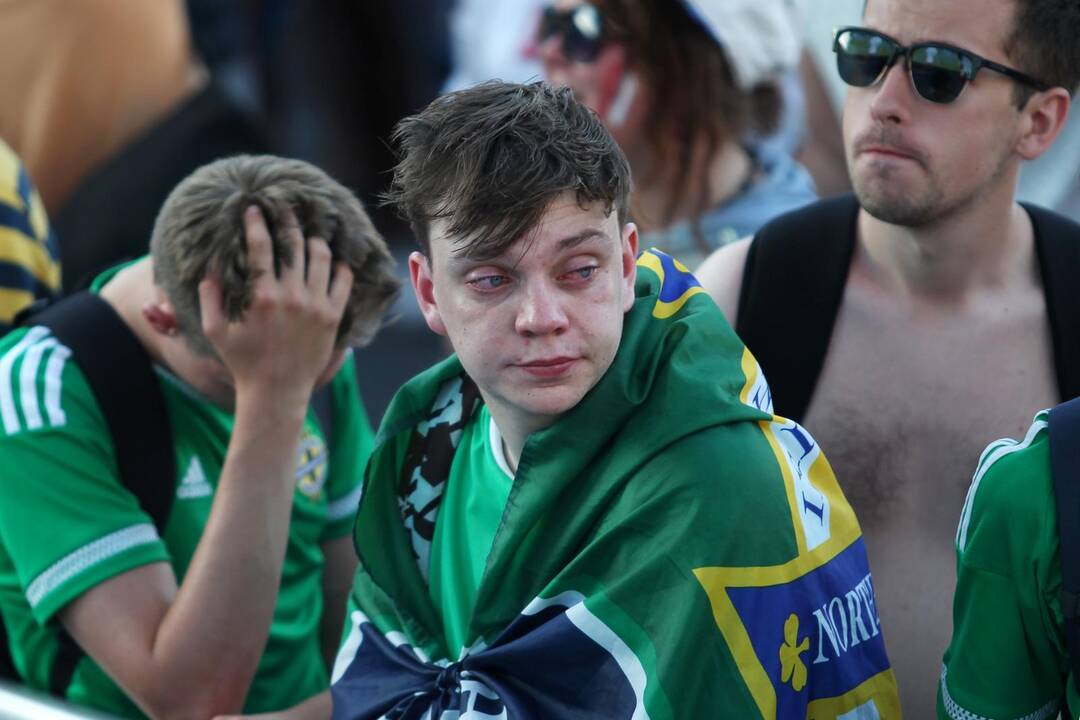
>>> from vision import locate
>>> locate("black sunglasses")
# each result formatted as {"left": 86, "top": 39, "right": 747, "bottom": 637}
{"left": 833, "top": 26, "right": 1049, "bottom": 104}
{"left": 538, "top": 4, "right": 607, "bottom": 63}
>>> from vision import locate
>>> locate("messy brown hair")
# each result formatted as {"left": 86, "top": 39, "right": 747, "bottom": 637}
{"left": 383, "top": 81, "right": 632, "bottom": 260}
{"left": 150, "top": 154, "right": 401, "bottom": 355}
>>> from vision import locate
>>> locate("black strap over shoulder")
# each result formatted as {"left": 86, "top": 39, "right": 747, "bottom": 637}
{"left": 1026, "top": 204, "right": 1080, "bottom": 403}
{"left": 28, "top": 292, "right": 176, "bottom": 528}
{"left": 1049, "top": 398, "right": 1080, "bottom": 696}
{"left": 735, "top": 200, "right": 1080, "bottom": 418}
{"left": 1, "top": 291, "right": 175, "bottom": 693}
{"left": 735, "top": 194, "right": 861, "bottom": 422}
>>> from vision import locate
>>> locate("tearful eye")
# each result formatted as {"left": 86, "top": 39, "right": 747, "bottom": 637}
{"left": 565, "top": 266, "right": 598, "bottom": 282}
{"left": 468, "top": 275, "right": 511, "bottom": 291}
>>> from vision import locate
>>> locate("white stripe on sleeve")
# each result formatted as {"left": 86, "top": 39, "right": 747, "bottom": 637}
{"left": 19, "top": 338, "right": 57, "bottom": 430}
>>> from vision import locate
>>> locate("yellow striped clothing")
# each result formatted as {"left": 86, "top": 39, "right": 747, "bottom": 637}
{"left": 0, "top": 139, "right": 61, "bottom": 332}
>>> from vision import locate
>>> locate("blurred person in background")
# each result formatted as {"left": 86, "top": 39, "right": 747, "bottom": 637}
{"left": 0, "top": 138, "right": 60, "bottom": 333}
{"left": 539, "top": 0, "right": 817, "bottom": 268}
{"left": 0, "top": 0, "right": 267, "bottom": 291}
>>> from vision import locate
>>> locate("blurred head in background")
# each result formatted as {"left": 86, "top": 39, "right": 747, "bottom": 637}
{"left": 539, "top": 0, "right": 815, "bottom": 266}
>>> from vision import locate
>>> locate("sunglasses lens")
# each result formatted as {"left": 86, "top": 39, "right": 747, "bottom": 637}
{"left": 910, "top": 46, "right": 973, "bottom": 103}
{"left": 835, "top": 29, "right": 893, "bottom": 87}
{"left": 539, "top": 4, "right": 604, "bottom": 62}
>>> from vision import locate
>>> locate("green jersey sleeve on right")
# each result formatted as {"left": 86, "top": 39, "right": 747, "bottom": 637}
{"left": 0, "top": 327, "right": 169, "bottom": 628}
{"left": 939, "top": 410, "right": 1075, "bottom": 720}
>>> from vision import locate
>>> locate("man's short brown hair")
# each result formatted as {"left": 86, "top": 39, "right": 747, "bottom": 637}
{"left": 150, "top": 154, "right": 400, "bottom": 355}
{"left": 383, "top": 81, "right": 631, "bottom": 260}
{"left": 1007, "top": 0, "right": 1080, "bottom": 101}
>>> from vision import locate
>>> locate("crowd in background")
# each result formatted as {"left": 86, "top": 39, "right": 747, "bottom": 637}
{"left": 2, "top": 0, "right": 1080, "bottom": 718}
{"left": 4, "top": 0, "right": 1079, "bottom": 420}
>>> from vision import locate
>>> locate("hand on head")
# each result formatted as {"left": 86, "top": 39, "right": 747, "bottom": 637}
{"left": 197, "top": 205, "right": 353, "bottom": 401}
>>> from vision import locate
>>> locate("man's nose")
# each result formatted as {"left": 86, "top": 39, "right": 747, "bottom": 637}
{"left": 869, "top": 58, "right": 915, "bottom": 125}
{"left": 515, "top": 280, "right": 569, "bottom": 337}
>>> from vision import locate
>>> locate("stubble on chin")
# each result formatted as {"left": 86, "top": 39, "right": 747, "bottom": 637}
{"left": 852, "top": 164, "right": 944, "bottom": 228}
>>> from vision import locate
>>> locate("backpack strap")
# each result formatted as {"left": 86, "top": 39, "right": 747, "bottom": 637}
{"left": 28, "top": 292, "right": 176, "bottom": 528}
{"left": 1049, "top": 397, "right": 1080, "bottom": 696}
{"left": 1026, "top": 204, "right": 1080, "bottom": 403}
{"left": 1, "top": 291, "right": 175, "bottom": 694}
{"left": 735, "top": 194, "right": 861, "bottom": 422}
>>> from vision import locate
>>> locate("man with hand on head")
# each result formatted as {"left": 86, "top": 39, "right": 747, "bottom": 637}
{"left": 258, "top": 80, "right": 899, "bottom": 720}
{"left": 695, "top": 0, "right": 1080, "bottom": 711}
{"left": 0, "top": 155, "right": 400, "bottom": 718}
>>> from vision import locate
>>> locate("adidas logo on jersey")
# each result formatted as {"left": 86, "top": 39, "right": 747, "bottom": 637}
{"left": 177, "top": 456, "right": 212, "bottom": 499}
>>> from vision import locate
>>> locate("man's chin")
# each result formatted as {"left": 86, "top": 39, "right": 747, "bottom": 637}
{"left": 510, "top": 388, "right": 589, "bottom": 427}
{"left": 855, "top": 184, "right": 940, "bottom": 228}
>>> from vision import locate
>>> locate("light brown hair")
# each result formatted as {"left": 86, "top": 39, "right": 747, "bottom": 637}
{"left": 150, "top": 154, "right": 400, "bottom": 354}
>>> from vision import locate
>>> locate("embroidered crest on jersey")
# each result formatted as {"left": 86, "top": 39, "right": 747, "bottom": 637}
{"left": 295, "top": 428, "right": 328, "bottom": 499}
{"left": 636, "top": 250, "right": 706, "bottom": 320}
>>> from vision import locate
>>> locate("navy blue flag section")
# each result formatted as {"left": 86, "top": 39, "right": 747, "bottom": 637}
{"left": 331, "top": 592, "right": 642, "bottom": 720}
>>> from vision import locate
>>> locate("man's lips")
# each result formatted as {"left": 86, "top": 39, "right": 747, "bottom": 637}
{"left": 515, "top": 357, "right": 580, "bottom": 378}
{"left": 859, "top": 144, "right": 918, "bottom": 162}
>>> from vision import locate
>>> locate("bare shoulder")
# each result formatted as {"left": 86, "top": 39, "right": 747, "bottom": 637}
{"left": 694, "top": 236, "right": 752, "bottom": 325}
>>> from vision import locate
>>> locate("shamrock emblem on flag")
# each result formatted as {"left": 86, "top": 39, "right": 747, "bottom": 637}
{"left": 779, "top": 613, "right": 809, "bottom": 691}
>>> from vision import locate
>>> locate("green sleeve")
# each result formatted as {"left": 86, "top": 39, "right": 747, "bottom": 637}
{"left": 322, "top": 351, "right": 374, "bottom": 540}
{"left": 0, "top": 330, "right": 169, "bottom": 625}
{"left": 938, "top": 414, "right": 1067, "bottom": 720}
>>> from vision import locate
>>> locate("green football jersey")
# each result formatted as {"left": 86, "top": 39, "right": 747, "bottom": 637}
{"left": 428, "top": 403, "right": 515, "bottom": 658}
{"left": 939, "top": 409, "right": 1077, "bottom": 720}
{"left": 0, "top": 321, "right": 373, "bottom": 717}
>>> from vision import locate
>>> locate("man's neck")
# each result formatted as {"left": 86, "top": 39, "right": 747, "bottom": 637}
{"left": 98, "top": 259, "right": 194, "bottom": 391}
{"left": 98, "top": 259, "right": 163, "bottom": 358}
{"left": 856, "top": 183, "right": 1037, "bottom": 303}
{"left": 484, "top": 403, "right": 558, "bottom": 475}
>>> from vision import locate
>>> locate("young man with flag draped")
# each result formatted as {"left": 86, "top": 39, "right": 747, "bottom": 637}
{"left": 261, "top": 81, "right": 901, "bottom": 720}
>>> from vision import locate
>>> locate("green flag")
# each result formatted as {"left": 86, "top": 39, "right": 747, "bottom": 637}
{"left": 332, "top": 249, "right": 900, "bottom": 718}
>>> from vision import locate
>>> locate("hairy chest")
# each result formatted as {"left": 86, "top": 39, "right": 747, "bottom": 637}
{"left": 801, "top": 289, "right": 1057, "bottom": 533}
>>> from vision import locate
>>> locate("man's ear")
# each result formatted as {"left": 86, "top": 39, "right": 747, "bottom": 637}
{"left": 142, "top": 291, "right": 179, "bottom": 337}
{"left": 1016, "top": 87, "right": 1071, "bottom": 161}
{"left": 409, "top": 251, "right": 448, "bottom": 336}
{"left": 621, "top": 222, "right": 638, "bottom": 313}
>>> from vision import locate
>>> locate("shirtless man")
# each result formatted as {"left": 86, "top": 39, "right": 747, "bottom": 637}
{"left": 696, "top": 0, "right": 1080, "bottom": 710}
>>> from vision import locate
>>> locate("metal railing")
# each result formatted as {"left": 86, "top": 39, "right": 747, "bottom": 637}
{"left": 0, "top": 681, "right": 116, "bottom": 720}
